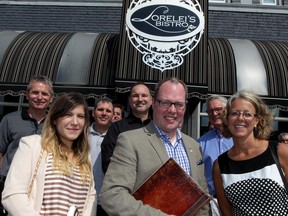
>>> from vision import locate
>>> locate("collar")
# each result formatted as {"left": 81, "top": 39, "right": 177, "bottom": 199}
{"left": 212, "top": 128, "right": 223, "bottom": 138}
{"left": 89, "top": 123, "right": 107, "bottom": 136}
{"left": 21, "top": 109, "right": 33, "bottom": 120}
{"left": 125, "top": 112, "right": 151, "bottom": 125}
{"left": 21, "top": 109, "right": 46, "bottom": 123}
{"left": 153, "top": 121, "right": 182, "bottom": 142}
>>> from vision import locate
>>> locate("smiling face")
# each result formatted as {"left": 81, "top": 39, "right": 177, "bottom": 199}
{"left": 26, "top": 81, "right": 53, "bottom": 111}
{"left": 55, "top": 105, "right": 85, "bottom": 146}
{"left": 152, "top": 81, "right": 186, "bottom": 138}
{"left": 227, "top": 98, "right": 259, "bottom": 140}
{"left": 93, "top": 100, "right": 113, "bottom": 130}
{"left": 129, "top": 84, "right": 152, "bottom": 116}
{"left": 206, "top": 98, "right": 226, "bottom": 129}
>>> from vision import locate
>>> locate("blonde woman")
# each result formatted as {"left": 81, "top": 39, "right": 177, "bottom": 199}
{"left": 213, "top": 90, "right": 288, "bottom": 215}
{"left": 2, "top": 92, "right": 96, "bottom": 216}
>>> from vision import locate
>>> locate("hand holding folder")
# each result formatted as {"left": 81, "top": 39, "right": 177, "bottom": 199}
{"left": 133, "top": 158, "right": 211, "bottom": 216}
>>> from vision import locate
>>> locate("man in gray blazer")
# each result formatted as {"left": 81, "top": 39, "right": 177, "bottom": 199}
{"left": 100, "top": 77, "right": 208, "bottom": 216}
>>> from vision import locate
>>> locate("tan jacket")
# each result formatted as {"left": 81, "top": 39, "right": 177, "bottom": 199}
{"left": 100, "top": 122, "right": 209, "bottom": 216}
{"left": 2, "top": 134, "right": 96, "bottom": 216}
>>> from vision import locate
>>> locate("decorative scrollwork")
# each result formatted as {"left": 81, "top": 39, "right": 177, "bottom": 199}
{"left": 126, "top": 0, "right": 205, "bottom": 71}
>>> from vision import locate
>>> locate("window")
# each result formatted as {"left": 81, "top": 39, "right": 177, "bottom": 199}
{"left": 0, "top": 95, "right": 25, "bottom": 121}
{"left": 261, "top": 0, "right": 277, "bottom": 5}
{"left": 209, "top": 0, "right": 226, "bottom": 2}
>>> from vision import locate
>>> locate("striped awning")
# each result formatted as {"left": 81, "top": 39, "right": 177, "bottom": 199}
{"left": 207, "top": 38, "right": 288, "bottom": 110}
{"left": 0, "top": 31, "right": 72, "bottom": 83}
{"left": 0, "top": 30, "right": 209, "bottom": 99}
{"left": 207, "top": 38, "right": 237, "bottom": 95}
{"left": 0, "top": 31, "right": 287, "bottom": 109}
{"left": 252, "top": 40, "right": 288, "bottom": 98}
{"left": 0, "top": 31, "right": 119, "bottom": 98}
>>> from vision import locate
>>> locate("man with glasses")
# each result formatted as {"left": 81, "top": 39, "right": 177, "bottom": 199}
{"left": 197, "top": 95, "right": 233, "bottom": 216}
{"left": 278, "top": 132, "right": 288, "bottom": 144}
{"left": 100, "top": 77, "right": 208, "bottom": 215}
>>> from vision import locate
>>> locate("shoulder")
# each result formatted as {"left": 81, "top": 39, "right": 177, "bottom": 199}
{"left": 118, "top": 125, "right": 147, "bottom": 138}
{"left": 19, "top": 134, "right": 42, "bottom": 148}
{"left": 217, "top": 151, "right": 229, "bottom": 166}
{"left": 1, "top": 111, "right": 22, "bottom": 121}
{"left": 278, "top": 142, "right": 288, "bottom": 159}
{"left": 13, "top": 135, "right": 42, "bottom": 160}
{"left": 21, "top": 134, "right": 41, "bottom": 140}
{"left": 197, "top": 129, "right": 216, "bottom": 142}
{"left": 108, "top": 118, "right": 128, "bottom": 131}
{"left": 120, "top": 121, "right": 154, "bottom": 134}
{"left": 117, "top": 123, "right": 155, "bottom": 146}
{"left": 213, "top": 158, "right": 220, "bottom": 173}
{"left": 278, "top": 142, "right": 288, "bottom": 180}
{"left": 104, "top": 121, "right": 122, "bottom": 136}
{"left": 181, "top": 133, "right": 201, "bottom": 150}
{"left": 181, "top": 132, "right": 197, "bottom": 142}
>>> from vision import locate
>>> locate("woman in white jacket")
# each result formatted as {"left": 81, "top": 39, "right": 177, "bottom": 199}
{"left": 2, "top": 92, "right": 96, "bottom": 216}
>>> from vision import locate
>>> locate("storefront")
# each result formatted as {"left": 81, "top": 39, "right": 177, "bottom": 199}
{"left": 0, "top": 30, "right": 287, "bottom": 139}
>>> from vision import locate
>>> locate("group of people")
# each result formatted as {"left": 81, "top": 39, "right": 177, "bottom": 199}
{"left": 199, "top": 92, "right": 288, "bottom": 215}
{"left": 0, "top": 75, "right": 287, "bottom": 216}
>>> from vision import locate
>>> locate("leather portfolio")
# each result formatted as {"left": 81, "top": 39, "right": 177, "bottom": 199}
{"left": 133, "top": 158, "right": 211, "bottom": 216}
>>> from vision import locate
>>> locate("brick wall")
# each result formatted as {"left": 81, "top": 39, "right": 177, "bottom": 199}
{"left": 208, "top": 10, "right": 288, "bottom": 41}
{"left": 0, "top": 4, "right": 287, "bottom": 41}
{"left": 0, "top": 5, "right": 122, "bottom": 33}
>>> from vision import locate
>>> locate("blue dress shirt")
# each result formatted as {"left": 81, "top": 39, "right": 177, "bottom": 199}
{"left": 154, "top": 122, "right": 191, "bottom": 176}
{"left": 89, "top": 124, "right": 106, "bottom": 205}
{"left": 197, "top": 128, "right": 233, "bottom": 195}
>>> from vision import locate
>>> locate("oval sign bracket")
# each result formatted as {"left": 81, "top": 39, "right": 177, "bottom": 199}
{"left": 126, "top": 0, "right": 205, "bottom": 72}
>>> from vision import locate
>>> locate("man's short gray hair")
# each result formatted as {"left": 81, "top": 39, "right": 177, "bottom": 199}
{"left": 206, "top": 95, "right": 227, "bottom": 106}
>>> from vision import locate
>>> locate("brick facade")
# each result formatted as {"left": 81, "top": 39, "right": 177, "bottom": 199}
{"left": 0, "top": 4, "right": 287, "bottom": 41}
{"left": 208, "top": 10, "right": 288, "bottom": 41}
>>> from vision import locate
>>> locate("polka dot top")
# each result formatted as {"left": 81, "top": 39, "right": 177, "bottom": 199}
{"left": 218, "top": 146, "right": 288, "bottom": 215}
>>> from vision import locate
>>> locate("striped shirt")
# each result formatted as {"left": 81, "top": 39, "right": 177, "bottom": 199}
{"left": 154, "top": 122, "right": 191, "bottom": 175}
{"left": 40, "top": 154, "right": 90, "bottom": 216}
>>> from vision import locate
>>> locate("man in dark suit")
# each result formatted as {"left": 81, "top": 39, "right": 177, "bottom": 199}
{"left": 100, "top": 77, "right": 208, "bottom": 216}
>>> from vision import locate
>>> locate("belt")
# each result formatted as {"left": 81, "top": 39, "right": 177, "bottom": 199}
{"left": 0, "top": 175, "right": 6, "bottom": 182}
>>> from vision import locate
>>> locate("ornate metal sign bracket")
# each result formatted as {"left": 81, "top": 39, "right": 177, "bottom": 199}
{"left": 126, "top": 0, "right": 205, "bottom": 72}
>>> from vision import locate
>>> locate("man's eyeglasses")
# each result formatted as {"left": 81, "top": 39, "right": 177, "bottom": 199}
{"left": 279, "top": 139, "right": 288, "bottom": 144}
{"left": 156, "top": 99, "right": 186, "bottom": 110}
{"left": 206, "top": 107, "right": 223, "bottom": 115}
{"left": 229, "top": 111, "right": 256, "bottom": 119}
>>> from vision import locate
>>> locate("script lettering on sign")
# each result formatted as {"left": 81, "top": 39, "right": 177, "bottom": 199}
{"left": 126, "top": 0, "right": 205, "bottom": 71}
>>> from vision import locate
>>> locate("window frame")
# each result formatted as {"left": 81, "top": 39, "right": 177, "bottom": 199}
{"left": 209, "top": 0, "right": 226, "bottom": 3}
{"left": 261, "top": 0, "right": 277, "bottom": 5}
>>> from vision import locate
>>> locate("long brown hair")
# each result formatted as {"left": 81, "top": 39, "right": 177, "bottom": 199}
{"left": 41, "top": 92, "right": 91, "bottom": 181}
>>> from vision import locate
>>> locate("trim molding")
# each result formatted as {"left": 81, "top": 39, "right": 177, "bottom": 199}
{"left": 0, "top": 1, "right": 122, "bottom": 7}
{"left": 209, "top": 3, "right": 288, "bottom": 14}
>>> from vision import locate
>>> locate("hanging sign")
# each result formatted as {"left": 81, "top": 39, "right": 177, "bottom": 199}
{"left": 126, "top": 0, "right": 205, "bottom": 71}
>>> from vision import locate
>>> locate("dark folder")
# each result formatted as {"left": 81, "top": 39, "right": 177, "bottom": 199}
{"left": 133, "top": 158, "right": 211, "bottom": 216}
